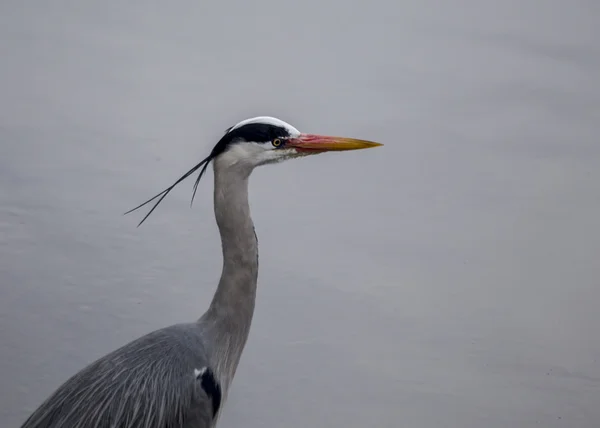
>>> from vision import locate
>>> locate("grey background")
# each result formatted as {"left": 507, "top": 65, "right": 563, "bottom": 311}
{"left": 1, "top": 0, "right": 599, "bottom": 427}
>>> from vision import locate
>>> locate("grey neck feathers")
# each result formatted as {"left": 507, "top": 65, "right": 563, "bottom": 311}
{"left": 199, "top": 160, "right": 258, "bottom": 393}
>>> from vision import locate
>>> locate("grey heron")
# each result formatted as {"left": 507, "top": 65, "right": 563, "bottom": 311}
{"left": 20, "top": 116, "right": 382, "bottom": 428}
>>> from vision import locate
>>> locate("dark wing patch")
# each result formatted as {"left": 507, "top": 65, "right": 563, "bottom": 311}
{"left": 196, "top": 367, "right": 222, "bottom": 418}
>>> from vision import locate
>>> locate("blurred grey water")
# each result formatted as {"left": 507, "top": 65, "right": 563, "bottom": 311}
{"left": 1, "top": 0, "right": 599, "bottom": 426}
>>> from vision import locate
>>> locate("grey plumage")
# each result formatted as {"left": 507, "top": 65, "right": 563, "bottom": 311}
{"left": 22, "top": 324, "right": 216, "bottom": 427}
{"left": 20, "top": 116, "right": 381, "bottom": 428}
{"left": 22, "top": 156, "right": 257, "bottom": 428}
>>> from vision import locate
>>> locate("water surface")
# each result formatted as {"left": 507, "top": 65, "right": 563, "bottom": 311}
{"left": 1, "top": 1, "right": 599, "bottom": 427}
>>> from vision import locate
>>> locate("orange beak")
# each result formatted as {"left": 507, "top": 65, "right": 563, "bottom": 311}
{"left": 286, "top": 133, "right": 383, "bottom": 152}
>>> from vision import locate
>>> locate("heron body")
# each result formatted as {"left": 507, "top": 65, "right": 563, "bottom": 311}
{"left": 20, "top": 117, "right": 381, "bottom": 428}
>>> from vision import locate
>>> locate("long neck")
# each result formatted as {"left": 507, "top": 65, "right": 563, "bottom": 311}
{"left": 199, "top": 161, "right": 258, "bottom": 390}
{"left": 209, "top": 165, "right": 258, "bottom": 315}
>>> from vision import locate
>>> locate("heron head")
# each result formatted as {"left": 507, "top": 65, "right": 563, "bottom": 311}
{"left": 126, "top": 116, "right": 382, "bottom": 226}
{"left": 213, "top": 116, "right": 382, "bottom": 169}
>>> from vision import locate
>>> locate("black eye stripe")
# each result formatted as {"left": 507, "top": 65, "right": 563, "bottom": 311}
{"left": 209, "top": 123, "right": 291, "bottom": 159}
{"left": 229, "top": 123, "right": 289, "bottom": 142}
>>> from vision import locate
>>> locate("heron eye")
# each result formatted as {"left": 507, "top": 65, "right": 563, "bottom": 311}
{"left": 272, "top": 138, "right": 282, "bottom": 148}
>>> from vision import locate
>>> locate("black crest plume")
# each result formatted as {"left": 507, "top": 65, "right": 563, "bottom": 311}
{"left": 124, "top": 154, "right": 212, "bottom": 227}
{"left": 125, "top": 121, "right": 290, "bottom": 226}
{"left": 125, "top": 132, "right": 232, "bottom": 227}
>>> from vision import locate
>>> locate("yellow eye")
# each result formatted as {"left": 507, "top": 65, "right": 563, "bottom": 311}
{"left": 272, "top": 138, "right": 282, "bottom": 147}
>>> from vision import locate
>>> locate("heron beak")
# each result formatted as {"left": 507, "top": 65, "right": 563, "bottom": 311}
{"left": 287, "top": 133, "right": 383, "bottom": 152}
